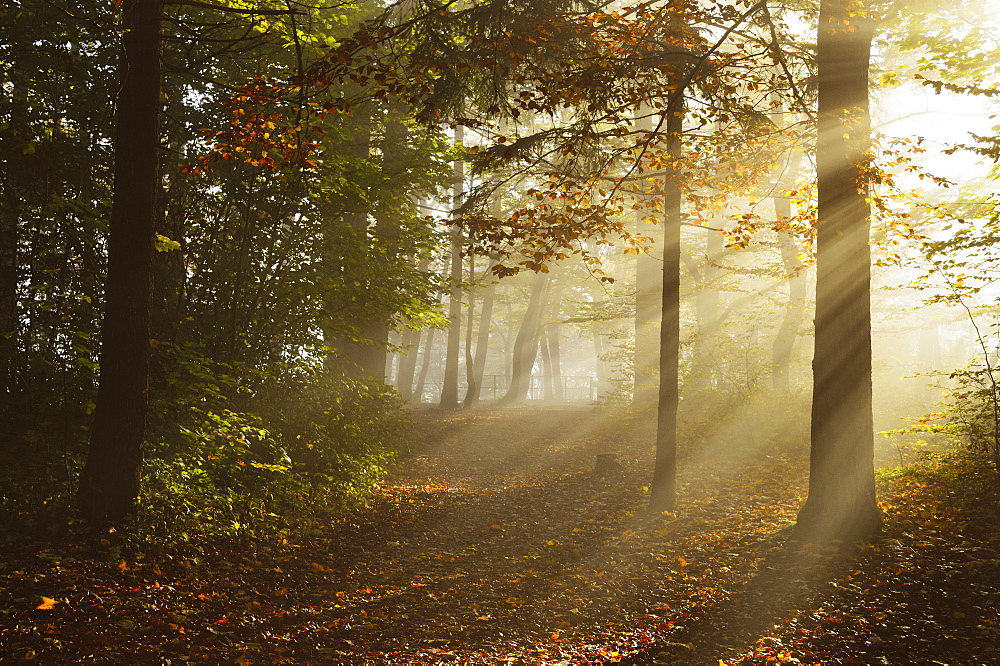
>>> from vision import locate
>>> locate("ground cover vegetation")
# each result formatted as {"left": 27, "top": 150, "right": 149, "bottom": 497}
{"left": 3, "top": 0, "right": 1000, "bottom": 662}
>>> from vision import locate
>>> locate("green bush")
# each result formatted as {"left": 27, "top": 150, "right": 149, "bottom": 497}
{"left": 258, "top": 369, "right": 407, "bottom": 506}
{"left": 138, "top": 350, "right": 408, "bottom": 549}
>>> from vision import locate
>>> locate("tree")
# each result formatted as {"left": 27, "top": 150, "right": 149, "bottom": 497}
{"left": 500, "top": 271, "right": 549, "bottom": 404}
{"left": 794, "top": 0, "right": 882, "bottom": 541}
{"left": 76, "top": 0, "right": 162, "bottom": 526}
{"left": 649, "top": 100, "right": 683, "bottom": 513}
{"left": 440, "top": 125, "right": 466, "bottom": 408}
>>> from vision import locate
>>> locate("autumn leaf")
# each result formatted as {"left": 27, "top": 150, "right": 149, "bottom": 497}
{"left": 36, "top": 597, "right": 58, "bottom": 610}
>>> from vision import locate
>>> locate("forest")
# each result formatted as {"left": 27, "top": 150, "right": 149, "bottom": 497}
{"left": 2, "top": 0, "right": 1000, "bottom": 662}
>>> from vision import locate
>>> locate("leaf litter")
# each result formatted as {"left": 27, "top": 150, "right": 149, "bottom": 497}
{"left": 1, "top": 406, "right": 998, "bottom": 664}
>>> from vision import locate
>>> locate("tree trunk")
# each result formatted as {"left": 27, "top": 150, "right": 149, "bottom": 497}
{"left": 463, "top": 277, "right": 494, "bottom": 408}
{"left": 634, "top": 105, "right": 662, "bottom": 411}
{"left": 794, "top": 0, "right": 882, "bottom": 542}
{"left": 413, "top": 327, "right": 436, "bottom": 404}
{"left": 540, "top": 333, "right": 555, "bottom": 401}
{"left": 547, "top": 323, "right": 563, "bottom": 402}
{"left": 649, "top": 101, "right": 682, "bottom": 513}
{"left": 396, "top": 328, "right": 420, "bottom": 401}
{"left": 77, "top": 0, "right": 161, "bottom": 527}
{"left": 396, "top": 255, "right": 431, "bottom": 401}
{"left": 500, "top": 271, "right": 548, "bottom": 404}
{"left": 0, "top": 20, "right": 26, "bottom": 418}
{"left": 685, "top": 228, "right": 723, "bottom": 396}
{"left": 772, "top": 231, "right": 807, "bottom": 394}
{"left": 771, "top": 104, "right": 806, "bottom": 394}
{"left": 336, "top": 104, "right": 389, "bottom": 379}
{"left": 440, "top": 126, "right": 464, "bottom": 408}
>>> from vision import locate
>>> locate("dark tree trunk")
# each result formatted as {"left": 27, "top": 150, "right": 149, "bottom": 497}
{"left": 0, "top": 21, "right": 26, "bottom": 417}
{"left": 648, "top": 102, "right": 682, "bottom": 513}
{"left": 794, "top": 1, "right": 882, "bottom": 542}
{"left": 440, "top": 126, "right": 464, "bottom": 408}
{"left": 77, "top": 0, "right": 162, "bottom": 527}
{"left": 330, "top": 103, "right": 387, "bottom": 378}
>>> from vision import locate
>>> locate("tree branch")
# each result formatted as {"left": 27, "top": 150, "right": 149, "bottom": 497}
{"left": 164, "top": 0, "right": 303, "bottom": 16}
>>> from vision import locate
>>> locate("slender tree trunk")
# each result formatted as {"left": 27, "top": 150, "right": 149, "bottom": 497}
{"left": 413, "top": 327, "right": 436, "bottom": 404}
{"left": 794, "top": 0, "right": 882, "bottom": 541}
{"left": 463, "top": 254, "right": 477, "bottom": 402}
{"left": 463, "top": 276, "right": 494, "bottom": 408}
{"left": 547, "top": 324, "right": 563, "bottom": 402}
{"left": 77, "top": 0, "right": 161, "bottom": 527}
{"left": 772, "top": 231, "right": 807, "bottom": 393}
{"left": 396, "top": 328, "right": 420, "bottom": 401}
{"left": 500, "top": 271, "right": 548, "bottom": 404}
{"left": 397, "top": 253, "right": 432, "bottom": 401}
{"left": 540, "top": 333, "right": 554, "bottom": 401}
{"left": 771, "top": 103, "right": 807, "bottom": 394}
{"left": 649, "top": 101, "right": 682, "bottom": 513}
{"left": 685, "top": 229, "right": 723, "bottom": 396}
{"left": 440, "top": 126, "right": 464, "bottom": 408}
{"left": 0, "top": 23, "right": 26, "bottom": 417}
{"left": 634, "top": 105, "right": 662, "bottom": 410}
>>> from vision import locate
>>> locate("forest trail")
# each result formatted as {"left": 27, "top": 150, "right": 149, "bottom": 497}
{"left": 3, "top": 406, "right": 1000, "bottom": 664}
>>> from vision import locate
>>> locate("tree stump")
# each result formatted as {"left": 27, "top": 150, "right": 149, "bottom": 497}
{"left": 594, "top": 453, "right": 624, "bottom": 476}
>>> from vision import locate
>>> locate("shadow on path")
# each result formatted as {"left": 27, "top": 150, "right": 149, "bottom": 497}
{"left": 622, "top": 536, "right": 860, "bottom": 665}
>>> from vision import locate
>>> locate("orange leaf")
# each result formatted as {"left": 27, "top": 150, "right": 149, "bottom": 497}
{"left": 36, "top": 597, "right": 58, "bottom": 610}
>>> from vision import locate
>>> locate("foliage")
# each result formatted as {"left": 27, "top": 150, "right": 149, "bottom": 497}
{"left": 892, "top": 363, "right": 1000, "bottom": 498}
{"left": 137, "top": 351, "right": 408, "bottom": 549}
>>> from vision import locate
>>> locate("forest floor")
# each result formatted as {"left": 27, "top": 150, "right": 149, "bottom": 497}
{"left": 2, "top": 405, "right": 1000, "bottom": 664}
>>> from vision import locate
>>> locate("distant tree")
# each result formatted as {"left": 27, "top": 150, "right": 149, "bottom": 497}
{"left": 501, "top": 271, "right": 549, "bottom": 404}
{"left": 794, "top": 0, "right": 882, "bottom": 541}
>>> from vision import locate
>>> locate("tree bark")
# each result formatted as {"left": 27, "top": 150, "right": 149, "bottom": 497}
{"left": 77, "top": 0, "right": 162, "bottom": 527}
{"left": 648, "top": 101, "right": 682, "bottom": 513}
{"left": 771, "top": 104, "right": 807, "bottom": 394}
{"left": 634, "top": 105, "right": 662, "bottom": 410}
{"left": 686, "top": 228, "right": 723, "bottom": 396}
{"left": 772, "top": 231, "right": 808, "bottom": 394}
{"left": 500, "top": 271, "right": 548, "bottom": 404}
{"left": 794, "top": 0, "right": 882, "bottom": 542}
{"left": 332, "top": 103, "right": 389, "bottom": 379}
{"left": 413, "top": 327, "right": 436, "bottom": 404}
{"left": 547, "top": 323, "right": 563, "bottom": 402}
{"left": 0, "top": 17, "right": 27, "bottom": 418}
{"left": 396, "top": 328, "right": 420, "bottom": 401}
{"left": 463, "top": 277, "right": 494, "bottom": 408}
{"left": 440, "top": 125, "right": 464, "bottom": 408}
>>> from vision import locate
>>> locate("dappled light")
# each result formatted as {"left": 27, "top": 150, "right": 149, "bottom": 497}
{"left": 4, "top": 0, "right": 1000, "bottom": 663}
